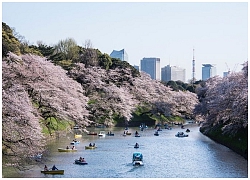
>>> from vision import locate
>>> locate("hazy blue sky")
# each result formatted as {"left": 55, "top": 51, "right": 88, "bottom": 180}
{"left": 2, "top": 2, "right": 248, "bottom": 81}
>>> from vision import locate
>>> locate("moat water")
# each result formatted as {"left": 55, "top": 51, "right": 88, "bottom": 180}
{"left": 3, "top": 124, "right": 248, "bottom": 178}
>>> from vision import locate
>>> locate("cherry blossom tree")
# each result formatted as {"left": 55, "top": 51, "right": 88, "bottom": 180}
{"left": 194, "top": 62, "right": 248, "bottom": 136}
{"left": 2, "top": 83, "right": 45, "bottom": 169}
{"left": 69, "top": 64, "right": 198, "bottom": 126}
{"left": 69, "top": 64, "right": 140, "bottom": 126}
{"left": 128, "top": 72, "right": 197, "bottom": 118}
{"left": 2, "top": 52, "right": 90, "bottom": 168}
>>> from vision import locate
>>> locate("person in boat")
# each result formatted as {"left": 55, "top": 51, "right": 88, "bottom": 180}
{"left": 107, "top": 131, "right": 110, "bottom": 135}
{"left": 89, "top": 143, "right": 92, "bottom": 147}
{"left": 135, "top": 143, "right": 139, "bottom": 147}
{"left": 52, "top": 165, "right": 58, "bottom": 170}
{"left": 79, "top": 157, "right": 85, "bottom": 162}
{"left": 66, "top": 146, "right": 69, "bottom": 149}
{"left": 93, "top": 143, "right": 95, "bottom": 147}
{"left": 135, "top": 131, "right": 138, "bottom": 135}
{"left": 72, "top": 146, "right": 75, "bottom": 150}
{"left": 124, "top": 131, "right": 126, "bottom": 134}
{"left": 44, "top": 165, "right": 48, "bottom": 171}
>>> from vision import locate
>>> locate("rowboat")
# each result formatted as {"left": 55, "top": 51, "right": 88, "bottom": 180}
{"left": 87, "top": 132, "right": 97, "bottom": 135}
{"left": 134, "top": 144, "right": 139, "bottom": 148}
{"left": 126, "top": 132, "right": 132, "bottom": 135}
{"left": 154, "top": 131, "right": 159, "bottom": 136}
{"left": 132, "top": 152, "right": 143, "bottom": 166}
{"left": 74, "top": 159, "right": 88, "bottom": 165}
{"left": 140, "top": 123, "right": 148, "bottom": 129}
{"left": 175, "top": 132, "right": 188, "bottom": 137}
{"left": 85, "top": 146, "right": 97, "bottom": 150}
{"left": 96, "top": 124, "right": 106, "bottom": 128}
{"left": 73, "top": 125, "right": 79, "bottom": 129}
{"left": 98, "top": 131, "right": 106, "bottom": 137}
{"left": 41, "top": 170, "right": 64, "bottom": 175}
{"left": 74, "top": 134, "right": 82, "bottom": 138}
{"left": 106, "top": 133, "right": 114, "bottom": 136}
{"left": 58, "top": 148, "right": 77, "bottom": 152}
{"left": 70, "top": 141, "right": 80, "bottom": 145}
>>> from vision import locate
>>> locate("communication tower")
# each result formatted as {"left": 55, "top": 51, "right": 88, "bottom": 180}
{"left": 192, "top": 48, "right": 195, "bottom": 84}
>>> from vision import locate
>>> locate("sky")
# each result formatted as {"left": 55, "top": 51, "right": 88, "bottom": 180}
{"left": 2, "top": 1, "right": 248, "bottom": 82}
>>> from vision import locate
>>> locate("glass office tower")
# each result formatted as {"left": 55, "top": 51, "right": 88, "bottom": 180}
{"left": 202, "top": 64, "right": 216, "bottom": 80}
{"left": 110, "top": 49, "right": 128, "bottom": 61}
{"left": 140, "top": 57, "right": 160, "bottom": 80}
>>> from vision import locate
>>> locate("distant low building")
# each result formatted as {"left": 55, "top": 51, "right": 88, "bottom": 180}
{"left": 223, "top": 71, "right": 230, "bottom": 77}
{"left": 110, "top": 49, "right": 128, "bottom": 61}
{"left": 161, "top": 65, "right": 186, "bottom": 82}
{"left": 133, "top": 65, "right": 139, "bottom": 71}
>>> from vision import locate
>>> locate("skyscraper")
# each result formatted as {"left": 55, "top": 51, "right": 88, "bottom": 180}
{"left": 202, "top": 64, "right": 216, "bottom": 80}
{"left": 140, "top": 57, "right": 160, "bottom": 80}
{"left": 161, "top": 65, "right": 186, "bottom": 82}
{"left": 110, "top": 49, "right": 128, "bottom": 61}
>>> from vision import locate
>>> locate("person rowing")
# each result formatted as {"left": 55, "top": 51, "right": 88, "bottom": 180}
{"left": 51, "top": 165, "right": 58, "bottom": 170}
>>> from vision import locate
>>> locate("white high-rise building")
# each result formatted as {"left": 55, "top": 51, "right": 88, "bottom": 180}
{"left": 140, "top": 57, "right": 160, "bottom": 80}
{"left": 161, "top": 65, "right": 186, "bottom": 82}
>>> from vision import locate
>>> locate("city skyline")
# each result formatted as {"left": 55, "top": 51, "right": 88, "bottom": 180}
{"left": 2, "top": 2, "right": 248, "bottom": 80}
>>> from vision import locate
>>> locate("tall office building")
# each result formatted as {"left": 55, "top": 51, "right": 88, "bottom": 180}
{"left": 140, "top": 57, "right": 160, "bottom": 80}
{"left": 161, "top": 65, "right": 186, "bottom": 82}
{"left": 202, "top": 64, "right": 216, "bottom": 80}
{"left": 110, "top": 49, "right": 128, "bottom": 61}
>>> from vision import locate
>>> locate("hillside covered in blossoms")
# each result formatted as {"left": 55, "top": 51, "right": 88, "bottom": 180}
{"left": 2, "top": 22, "right": 248, "bottom": 168}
